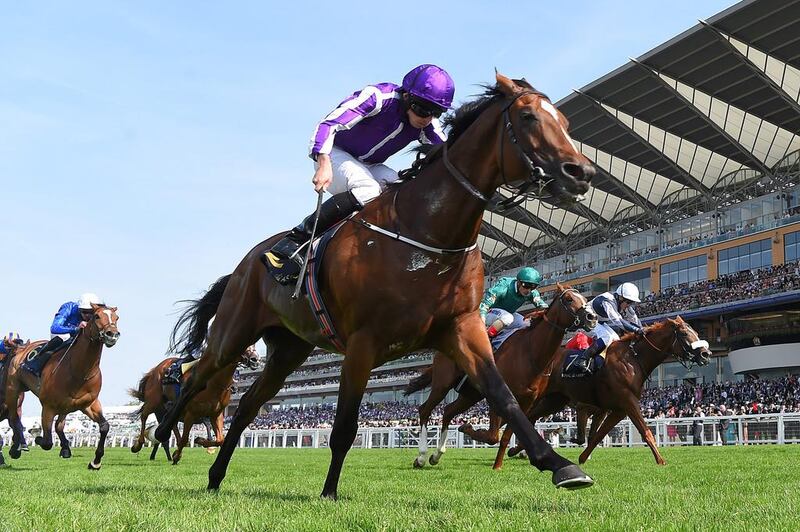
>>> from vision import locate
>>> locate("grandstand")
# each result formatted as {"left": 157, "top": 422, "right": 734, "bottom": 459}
{"left": 229, "top": 0, "right": 800, "bottom": 423}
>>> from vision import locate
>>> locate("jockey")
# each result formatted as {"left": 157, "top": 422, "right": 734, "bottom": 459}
{"left": 269, "top": 64, "right": 455, "bottom": 261}
{"left": 22, "top": 293, "right": 103, "bottom": 376}
{"left": 0, "top": 332, "right": 23, "bottom": 365}
{"left": 164, "top": 348, "right": 202, "bottom": 384}
{"left": 565, "top": 282, "right": 643, "bottom": 376}
{"left": 479, "top": 267, "right": 548, "bottom": 338}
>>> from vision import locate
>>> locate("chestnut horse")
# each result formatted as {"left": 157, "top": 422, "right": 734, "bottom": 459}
{"left": 498, "top": 317, "right": 711, "bottom": 468}
{"left": 5, "top": 304, "right": 120, "bottom": 469}
{"left": 405, "top": 284, "right": 597, "bottom": 467}
{"left": 156, "top": 73, "right": 596, "bottom": 498}
{"left": 129, "top": 346, "right": 259, "bottom": 464}
{"left": 0, "top": 337, "right": 35, "bottom": 466}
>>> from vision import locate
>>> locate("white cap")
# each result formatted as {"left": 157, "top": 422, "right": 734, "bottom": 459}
{"left": 614, "top": 282, "right": 641, "bottom": 303}
{"left": 78, "top": 293, "right": 103, "bottom": 310}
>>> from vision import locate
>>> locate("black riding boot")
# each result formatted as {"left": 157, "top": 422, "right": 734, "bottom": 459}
{"left": 565, "top": 338, "right": 606, "bottom": 376}
{"left": 270, "top": 191, "right": 362, "bottom": 260}
{"left": 22, "top": 336, "right": 64, "bottom": 376}
{"left": 164, "top": 354, "right": 195, "bottom": 384}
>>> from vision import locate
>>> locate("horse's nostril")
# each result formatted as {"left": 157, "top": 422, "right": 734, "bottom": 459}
{"left": 561, "top": 162, "right": 583, "bottom": 180}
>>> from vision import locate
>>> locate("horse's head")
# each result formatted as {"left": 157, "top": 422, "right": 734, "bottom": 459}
{"left": 548, "top": 283, "right": 597, "bottom": 331}
{"left": 88, "top": 303, "right": 120, "bottom": 347}
{"left": 639, "top": 316, "right": 711, "bottom": 367}
{"left": 239, "top": 345, "right": 261, "bottom": 370}
{"left": 494, "top": 73, "right": 595, "bottom": 205}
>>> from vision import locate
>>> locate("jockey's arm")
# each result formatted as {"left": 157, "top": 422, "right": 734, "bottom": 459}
{"left": 531, "top": 292, "right": 549, "bottom": 309}
{"left": 478, "top": 282, "right": 504, "bottom": 319}
{"left": 309, "top": 85, "right": 383, "bottom": 160}
{"left": 50, "top": 303, "right": 78, "bottom": 336}
{"left": 599, "top": 299, "right": 642, "bottom": 335}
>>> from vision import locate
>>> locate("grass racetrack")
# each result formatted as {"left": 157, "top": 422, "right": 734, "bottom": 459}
{"left": 1, "top": 445, "right": 798, "bottom": 531}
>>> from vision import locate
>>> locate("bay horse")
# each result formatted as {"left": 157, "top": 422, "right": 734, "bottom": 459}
{"left": 129, "top": 346, "right": 259, "bottom": 464}
{"left": 0, "top": 337, "right": 35, "bottom": 466}
{"left": 499, "top": 317, "right": 711, "bottom": 468}
{"left": 156, "top": 73, "right": 596, "bottom": 498}
{"left": 404, "top": 284, "right": 597, "bottom": 467}
{"left": 4, "top": 304, "right": 120, "bottom": 469}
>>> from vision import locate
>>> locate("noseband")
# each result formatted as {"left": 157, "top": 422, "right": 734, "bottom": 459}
{"left": 441, "top": 91, "right": 553, "bottom": 205}
{"left": 632, "top": 327, "right": 707, "bottom": 369}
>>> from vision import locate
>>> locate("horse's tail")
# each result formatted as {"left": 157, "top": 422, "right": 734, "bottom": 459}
{"left": 128, "top": 373, "right": 150, "bottom": 417}
{"left": 169, "top": 274, "right": 232, "bottom": 356}
{"left": 404, "top": 367, "right": 433, "bottom": 396}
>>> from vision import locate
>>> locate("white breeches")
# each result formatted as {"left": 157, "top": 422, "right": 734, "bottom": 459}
{"left": 324, "top": 147, "right": 399, "bottom": 205}
{"left": 590, "top": 323, "right": 620, "bottom": 346}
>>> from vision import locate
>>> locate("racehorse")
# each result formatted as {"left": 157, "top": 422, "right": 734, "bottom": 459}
{"left": 156, "top": 73, "right": 596, "bottom": 498}
{"left": 403, "top": 284, "right": 597, "bottom": 467}
{"left": 129, "top": 346, "right": 259, "bottom": 464}
{"left": 4, "top": 304, "right": 120, "bottom": 469}
{"left": 499, "top": 317, "right": 711, "bottom": 468}
{"left": 0, "top": 337, "right": 36, "bottom": 466}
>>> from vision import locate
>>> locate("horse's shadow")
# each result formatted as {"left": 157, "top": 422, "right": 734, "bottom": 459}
{"left": 73, "top": 483, "right": 317, "bottom": 503}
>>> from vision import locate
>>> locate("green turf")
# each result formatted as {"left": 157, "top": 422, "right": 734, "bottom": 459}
{"left": 1, "top": 445, "right": 798, "bottom": 531}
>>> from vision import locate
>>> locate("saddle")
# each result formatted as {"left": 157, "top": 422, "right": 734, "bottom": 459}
{"left": 561, "top": 347, "right": 606, "bottom": 379}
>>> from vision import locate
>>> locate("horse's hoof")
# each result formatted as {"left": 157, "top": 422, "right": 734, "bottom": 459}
{"left": 429, "top": 454, "right": 440, "bottom": 466}
{"left": 131, "top": 444, "right": 141, "bottom": 454}
{"left": 87, "top": 460, "right": 102, "bottom": 471}
{"left": 9, "top": 448, "right": 21, "bottom": 460}
{"left": 206, "top": 447, "right": 216, "bottom": 455}
{"left": 412, "top": 457, "right": 425, "bottom": 469}
{"left": 35, "top": 436, "right": 52, "bottom": 450}
{"left": 320, "top": 491, "right": 338, "bottom": 501}
{"left": 552, "top": 464, "right": 593, "bottom": 490}
{"left": 59, "top": 448, "right": 72, "bottom": 459}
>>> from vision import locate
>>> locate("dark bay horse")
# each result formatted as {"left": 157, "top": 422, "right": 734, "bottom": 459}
{"left": 499, "top": 317, "right": 711, "bottom": 468}
{"left": 5, "top": 304, "right": 120, "bottom": 469}
{"left": 0, "top": 338, "right": 35, "bottom": 466}
{"left": 129, "top": 346, "right": 259, "bottom": 464}
{"left": 404, "top": 284, "right": 597, "bottom": 467}
{"left": 156, "top": 73, "right": 596, "bottom": 498}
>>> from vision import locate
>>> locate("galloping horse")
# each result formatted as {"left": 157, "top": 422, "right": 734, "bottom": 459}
{"left": 129, "top": 346, "right": 259, "bottom": 464}
{"left": 5, "top": 304, "right": 120, "bottom": 469}
{"left": 499, "top": 317, "right": 711, "bottom": 468}
{"left": 156, "top": 73, "right": 596, "bottom": 498}
{"left": 0, "top": 337, "right": 36, "bottom": 466}
{"left": 404, "top": 284, "right": 597, "bottom": 467}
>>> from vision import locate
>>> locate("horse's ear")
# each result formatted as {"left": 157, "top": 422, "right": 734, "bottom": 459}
{"left": 495, "top": 71, "right": 519, "bottom": 97}
{"left": 110, "top": 307, "right": 118, "bottom": 312}
{"left": 90, "top": 303, "right": 100, "bottom": 311}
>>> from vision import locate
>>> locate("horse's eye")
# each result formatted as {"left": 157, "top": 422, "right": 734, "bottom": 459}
{"left": 520, "top": 111, "right": 537, "bottom": 122}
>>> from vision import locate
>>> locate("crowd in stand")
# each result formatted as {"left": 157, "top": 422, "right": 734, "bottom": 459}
{"left": 232, "top": 376, "right": 800, "bottom": 430}
{"left": 638, "top": 261, "right": 800, "bottom": 317}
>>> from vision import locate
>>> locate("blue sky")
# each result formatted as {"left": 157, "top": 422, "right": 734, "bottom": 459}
{"left": 1, "top": 1, "right": 735, "bottom": 412}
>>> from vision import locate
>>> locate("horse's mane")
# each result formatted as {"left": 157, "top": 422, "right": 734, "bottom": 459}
{"left": 619, "top": 319, "right": 673, "bottom": 342}
{"left": 400, "top": 78, "right": 548, "bottom": 176}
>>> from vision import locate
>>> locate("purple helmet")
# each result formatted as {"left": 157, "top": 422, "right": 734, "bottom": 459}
{"left": 401, "top": 64, "right": 455, "bottom": 110}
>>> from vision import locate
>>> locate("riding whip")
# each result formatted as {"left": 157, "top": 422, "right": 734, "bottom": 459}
{"left": 292, "top": 190, "right": 324, "bottom": 299}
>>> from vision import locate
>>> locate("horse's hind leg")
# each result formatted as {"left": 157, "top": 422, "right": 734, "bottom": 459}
{"left": 0, "top": 434, "right": 5, "bottom": 467}
{"left": 83, "top": 400, "right": 109, "bottom": 470}
{"left": 34, "top": 406, "right": 56, "bottom": 451}
{"left": 430, "top": 395, "right": 479, "bottom": 466}
{"left": 493, "top": 426, "right": 515, "bottom": 470}
{"left": 320, "top": 331, "right": 377, "bottom": 500}
{"left": 208, "top": 329, "right": 313, "bottom": 491}
{"left": 571, "top": 409, "right": 590, "bottom": 445}
{"left": 6, "top": 385, "right": 26, "bottom": 459}
{"left": 55, "top": 414, "right": 72, "bottom": 458}
{"left": 172, "top": 414, "right": 195, "bottom": 465}
{"left": 413, "top": 362, "right": 457, "bottom": 468}
{"left": 578, "top": 411, "right": 625, "bottom": 464}
{"left": 131, "top": 405, "right": 153, "bottom": 454}
{"left": 437, "top": 314, "right": 591, "bottom": 489}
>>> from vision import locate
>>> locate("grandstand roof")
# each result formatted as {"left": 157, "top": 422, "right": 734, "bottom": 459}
{"left": 480, "top": 0, "right": 800, "bottom": 271}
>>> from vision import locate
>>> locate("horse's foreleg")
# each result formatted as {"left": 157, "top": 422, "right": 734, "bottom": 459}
{"left": 34, "top": 407, "right": 56, "bottom": 451}
{"left": 208, "top": 330, "right": 312, "bottom": 491}
{"left": 459, "top": 409, "right": 502, "bottom": 445}
{"left": 320, "top": 332, "right": 376, "bottom": 500}
{"left": 6, "top": 385, "right": 26, "bottom": 459}
{"left": 172, "top": 414, "right": 195, "bottom": 465}
{"left": 438, "top": 314, "right": 591, "bottom": 489}
{"left": 55, "top": 414, "right": 71, "bottom": 458}
{"left": 82, "top": 400, "right": 109, "bottom": 470}
{"left": 430, "top": 395, "right": 479, "bottom": 466}
{"left": 493, "top": 426, "right": 515, "bottom": 470}
{"left": 588, "top": 411, "right": 606, "bottom": 443}
{"left": 571, "top": 409, "right": 589, "bottom": 445}
{"left": 628, "top": 407, "right": 666, "bottom": 465}
{"left": 413, "top": 377, "right": 452, "bottom": 468}
{"left": 579, "top": 411, "right": 625, "bottom": 464}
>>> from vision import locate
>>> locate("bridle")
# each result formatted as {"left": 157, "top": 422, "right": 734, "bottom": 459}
{"left": 632, "top": 325, "right": 708, "bottom": 370}
{"left": 541, "top": 288, "right": 593, "bottom": 333}
{"left": 441, "top": 91, "right": 555, "bottom": 206}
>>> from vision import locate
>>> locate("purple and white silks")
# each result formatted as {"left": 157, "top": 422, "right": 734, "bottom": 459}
{"left": 309, "top": 82, "right": 447, "bottom": 165}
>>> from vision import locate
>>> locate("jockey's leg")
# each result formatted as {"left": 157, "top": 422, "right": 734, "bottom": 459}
{"left": 438, "top": 312, "right": 592, "bottom": 489}
{"left": 565, "top": 338, "right": 606, "bottom": 376}
{"left": 485, "top": 309, "right": 514, "bottom": 338}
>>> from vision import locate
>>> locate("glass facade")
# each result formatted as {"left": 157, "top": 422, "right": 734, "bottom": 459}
{"left": 786, "top": 230, "right": 800, "bottom": 263}
{"left": 718, "top": 239, "right": 772, "bottom": 276}
{"left": 610, "top": 268, "right": 652, "bottom": 297}
{"left": 660, "top": 255, "right": 707, "bottom": 290}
